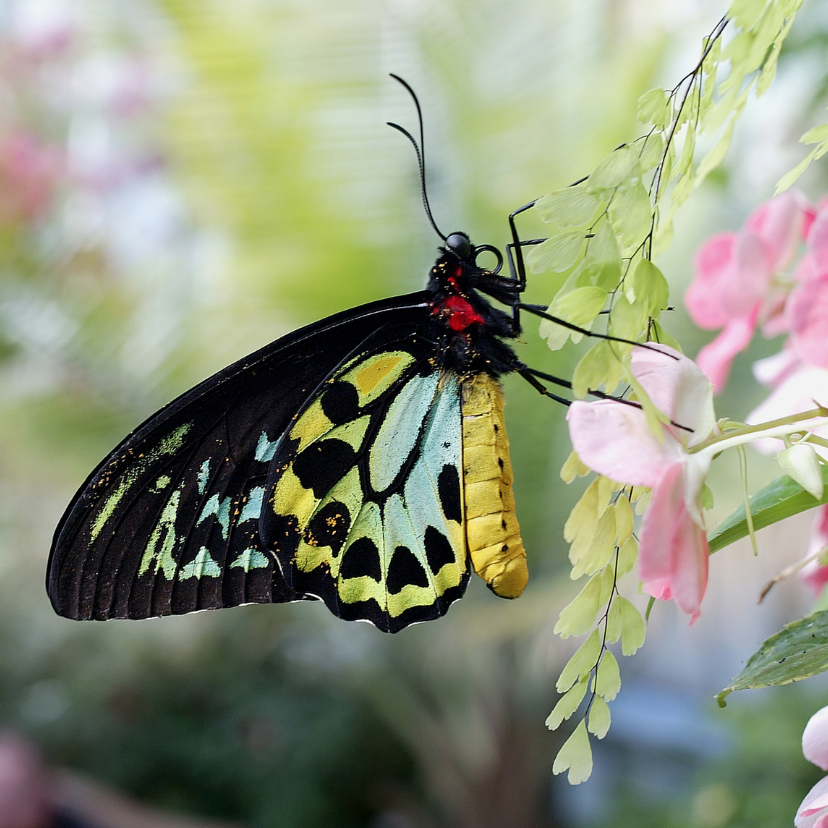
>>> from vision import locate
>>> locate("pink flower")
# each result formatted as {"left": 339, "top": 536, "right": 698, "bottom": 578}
{"left": 800, "top": 506, "right": 828, "bottom": 597}
{"left": 747, "top": 360, "right": 828, "bottom": 458}
{"left": 685, "top": 192, "right": 814, "bottom": 392}
{"left": 797, "top": 707, "right": 828, "bottom": 828}
{"left": 567, "top": 345, "right": 715, "bottom": 621}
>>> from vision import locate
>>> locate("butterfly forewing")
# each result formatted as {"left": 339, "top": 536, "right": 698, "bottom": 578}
{"left": 260, "top": 347, "right": 470, "bottom": 633}
{"left": 48, "top": 295, "right": 431, "bottom": 621}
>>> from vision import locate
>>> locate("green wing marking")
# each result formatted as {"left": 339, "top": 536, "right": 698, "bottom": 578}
{"left": 261, "top": 350, "right": 469, "bottom": 633}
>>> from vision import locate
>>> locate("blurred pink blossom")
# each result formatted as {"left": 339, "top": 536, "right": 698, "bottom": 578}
{"left": 0, "top": 130, "right": 62, "bottom": 221}
{"left": 685, "top": 192, "right": 814, "bottom": 392}
{"left": 800, "top": 505, "right": 828, "bottom": 597}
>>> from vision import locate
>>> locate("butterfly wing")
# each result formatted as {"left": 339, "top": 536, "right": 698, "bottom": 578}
{"left": 48, "top": 293, "right": 431, "bottom": 621}
{"left": 259, "top": 344, "right": 470, "bottom": 633}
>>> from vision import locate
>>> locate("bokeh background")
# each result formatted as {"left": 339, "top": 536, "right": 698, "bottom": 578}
{"left": 3, "top": 0, "right": 828, "bottom": 826}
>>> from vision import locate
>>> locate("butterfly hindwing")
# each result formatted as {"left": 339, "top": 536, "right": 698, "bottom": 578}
{"left": 47, "top": 295, "right": 432, "bottom": 621}
{"left": 260, "top": 347, "right": 470, "bottom": 633}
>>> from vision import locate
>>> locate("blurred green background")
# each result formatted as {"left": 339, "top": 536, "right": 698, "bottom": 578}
{"left": 3, "top": 0, "right": 828, "bottom": 826}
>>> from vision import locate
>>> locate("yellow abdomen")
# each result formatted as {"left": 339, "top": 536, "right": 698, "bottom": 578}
{"left": 461, "top": 374, "right": 528, "bottom": 598}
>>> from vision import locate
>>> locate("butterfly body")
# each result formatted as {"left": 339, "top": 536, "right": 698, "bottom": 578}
{"left": 48, "top": 232, "right": 530, "bottom": 632}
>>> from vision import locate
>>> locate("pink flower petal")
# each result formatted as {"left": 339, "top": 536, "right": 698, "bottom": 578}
{"left": 566, "top": 400, "right": 681, "bottom": 488}
{"left": 787, "top": 274, "right": 828, "bottom": 369}
{"left": 804, "top": 707, "right": 828, "bottom": 771}
{"left": 717, "top": 232, "right": 768, "bottom": 318}
{"left": 696, "top": 312, "right": 758, "bottom": 394}
{"left": 747, "top": 365, "right": 828, "bottom": 457}
{"left": 746, "top": 190, "right": 811, "bottom": 272}
{"left": 686, "top": 233, "right": 735, "bottom": 329}
{"left": 797, "top": 778, "right": 828, "bottom": 827}
{"left": 631, "top": 345, "right": 715, "bottom": 444}
{"left": 809, "top": 208, "right": 828, "bottom": 272}
{"left": 752, "top": 348, "right": 803, "bottom": 388}
{"left": 801, "top": 506, "right": 828, "bottom": 596}
{"left": 638, "top": 463, "right": 709, "bottom": 622}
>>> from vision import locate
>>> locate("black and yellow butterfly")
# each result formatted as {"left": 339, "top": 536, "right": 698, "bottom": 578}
{"left": 47, "top": 78, "right": 579, "bottom": 633}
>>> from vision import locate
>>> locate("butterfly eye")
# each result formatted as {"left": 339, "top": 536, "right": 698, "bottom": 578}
{"left": 445, "top": 233, "right": 473, "bottom": 261}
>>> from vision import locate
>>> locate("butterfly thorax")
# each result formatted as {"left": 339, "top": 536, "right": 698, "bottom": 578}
{"left": 426, "top": 237, "right": 520, "bottom": 379}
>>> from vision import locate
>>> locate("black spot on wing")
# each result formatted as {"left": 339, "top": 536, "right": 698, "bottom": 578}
{"left": 387, "top": 545, "right": 429, "bottom": 594}
{"left": 264, "top": 512, "right": 302, "bottom": 557}
{"left": 424, "top": 526, "right": 457, "bottom": 574}
{"left": 292, "top": 439, "right": 356, "bottom": 498}
{"left": 321, "top": 381, "right": 360, "bottom": 424}
{"left": 437, "top": 464, "right": 462, "bottom": 523}
{"left": 305, "top": 501, "right": 351, "bottom": 556}
{"left": 340, "top": 537, "right": 382, "bottom": 582}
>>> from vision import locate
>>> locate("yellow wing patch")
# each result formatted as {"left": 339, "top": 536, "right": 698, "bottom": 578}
{"left": 461, "top": 374, "right": 528, "bottom": 598}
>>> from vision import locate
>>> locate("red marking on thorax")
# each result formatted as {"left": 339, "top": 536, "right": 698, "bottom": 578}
{"left": 442, "top": 295, "right": 484, "bottom": 331}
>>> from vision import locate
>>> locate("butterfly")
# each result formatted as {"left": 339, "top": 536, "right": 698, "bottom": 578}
{"left": 46, "top": 77, "right": 588, "bottom": 633}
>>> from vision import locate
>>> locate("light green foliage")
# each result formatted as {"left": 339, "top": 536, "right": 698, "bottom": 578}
{"left": 607, "top": 597, "right": 646, "bottom": 656}
{"left": 587, "top": 697, "right": 611, "bottom": 739}
{"left": 616, "top": 536, "right": 638, "bottom": 578}
{"left": 627, "top": 258, "right": 669, "bottom": 316}
{"left": 557, "top": 630, "right": 601, "bottom": 693}
{"left": 527, "top": 229, "right": 586, "bottom": 274}
{"left": 594, "top": 651, "right": 621, "bottom": 701}
{"left": 572, "top": 341, "right": 622, "bottom": 398}
{"left": 536, "top": 186, "right": 605, "bottom": 227}
{"left": 546, "top": 678, "right": 589, "bottom": 730}
{"left": 554, "top": 568, "right": 614, "bottom": 638}
{"left": 535, "top": 4, "right": 804, "bottom": 401}
{"left": 553, "top": 721, "right": 593, "bottom": 785}
{"left": 571, "top": 507, "right": 617, "bottom": 579}
{"left": 560, "top": 451, "right": 590, "bottom": 483}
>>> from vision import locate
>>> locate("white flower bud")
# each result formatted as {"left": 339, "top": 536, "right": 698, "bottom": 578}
{"left": 779, "top": 443, "right": 824, "bottom": 500}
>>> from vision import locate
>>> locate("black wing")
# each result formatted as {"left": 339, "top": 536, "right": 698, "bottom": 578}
{"left": 48, "top": 292, "right": 432, "bottom": 621}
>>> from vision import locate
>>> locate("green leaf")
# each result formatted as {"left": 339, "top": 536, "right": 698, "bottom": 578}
{"left": 608, "top": 294, "right": 647, "bottom": 342}
{"left": 729, "top": 0, "right": 766, "bottom": 30}
{"left": 536, "top": 187, "right": 604, "bottom": 227}
{"left": 594, "top": 650, "right": 621, "bottom": 701}
{"left": 547, "top": 678, "right": 589, "bottom": 730}
{"left": 637, "top": 88, "right": 670, "bottom": 129}
{"left": 560, "top": 450, "right": 590, "bottom": 483}
{"left": 553, "top": 721, "right": 593, "bottom": 785}
{"left": 572, "top": 341, "right": 619, "bottom": 398}
{"left": 718, "top": 610, "right": 828, "bottom": 706}
{"left": 628, "top": 258, "right": 669, "bottom": 316}
{"left": 588, "top": 145, "right": 640, "bottom": 191}
{"left": 616, "top": 536, "right": 638, "bottom": 578}
{"left": 707, "top": 468, "right": 828, "bottom": 554}
{"left": 617, "top": 597, "right": 646, "bottom": 655}
{"left": 801, "top": 124, "right": 828, "bottom": 145}
{"left": 572, "top": 507, "right": 617, "bottom": 578}
{"left": 608, "top": 181, "right": 652, "bottom": 249}
{"left": 564, "top": 477, "right": 604, "bottom": 544}
{"left": 583, "top": 219, "right": 622, "bottom": 291}
{"left": 526, "top": 230, "right": 586, "bottom": 273}
{"left": 614, "top": 496, "right": 634, "bottom": 544}
{"left": 588, "top": 696, "right": 611, "bottom": 739}
{"left": 695, "top": 118, "right": 736, "bottom": 182}
{"left": 555, "top": 575, "right": 605, "bottom": 639}
{"left": 557, "top": 629, "right": 601, "bottom": 692}
{"left": 639, "top": 133, "right": 664, "bottom": 172}
{"left": 541, "top": 285, "right": 608, "bottom": 351}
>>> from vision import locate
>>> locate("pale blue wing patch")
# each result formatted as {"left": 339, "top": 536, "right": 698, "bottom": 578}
{"left": 179, "top": 547, "right": 222, "bottom": 580}
{"left": 230, "top": 548, "right": 270, "bottom": 571}
{"left": 369, "top": 372, "right": 439, "bottom": 493}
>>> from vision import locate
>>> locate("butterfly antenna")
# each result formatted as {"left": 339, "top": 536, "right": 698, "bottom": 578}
{"left": 387, "top": 74, "right": 447, "bottom": 242}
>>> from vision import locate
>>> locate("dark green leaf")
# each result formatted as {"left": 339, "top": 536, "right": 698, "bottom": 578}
{"left": 707, "top": 468, "right": 828, "bottom": 554}
{"left": 717, "top": 610, "right": 828, "bottom": 706}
